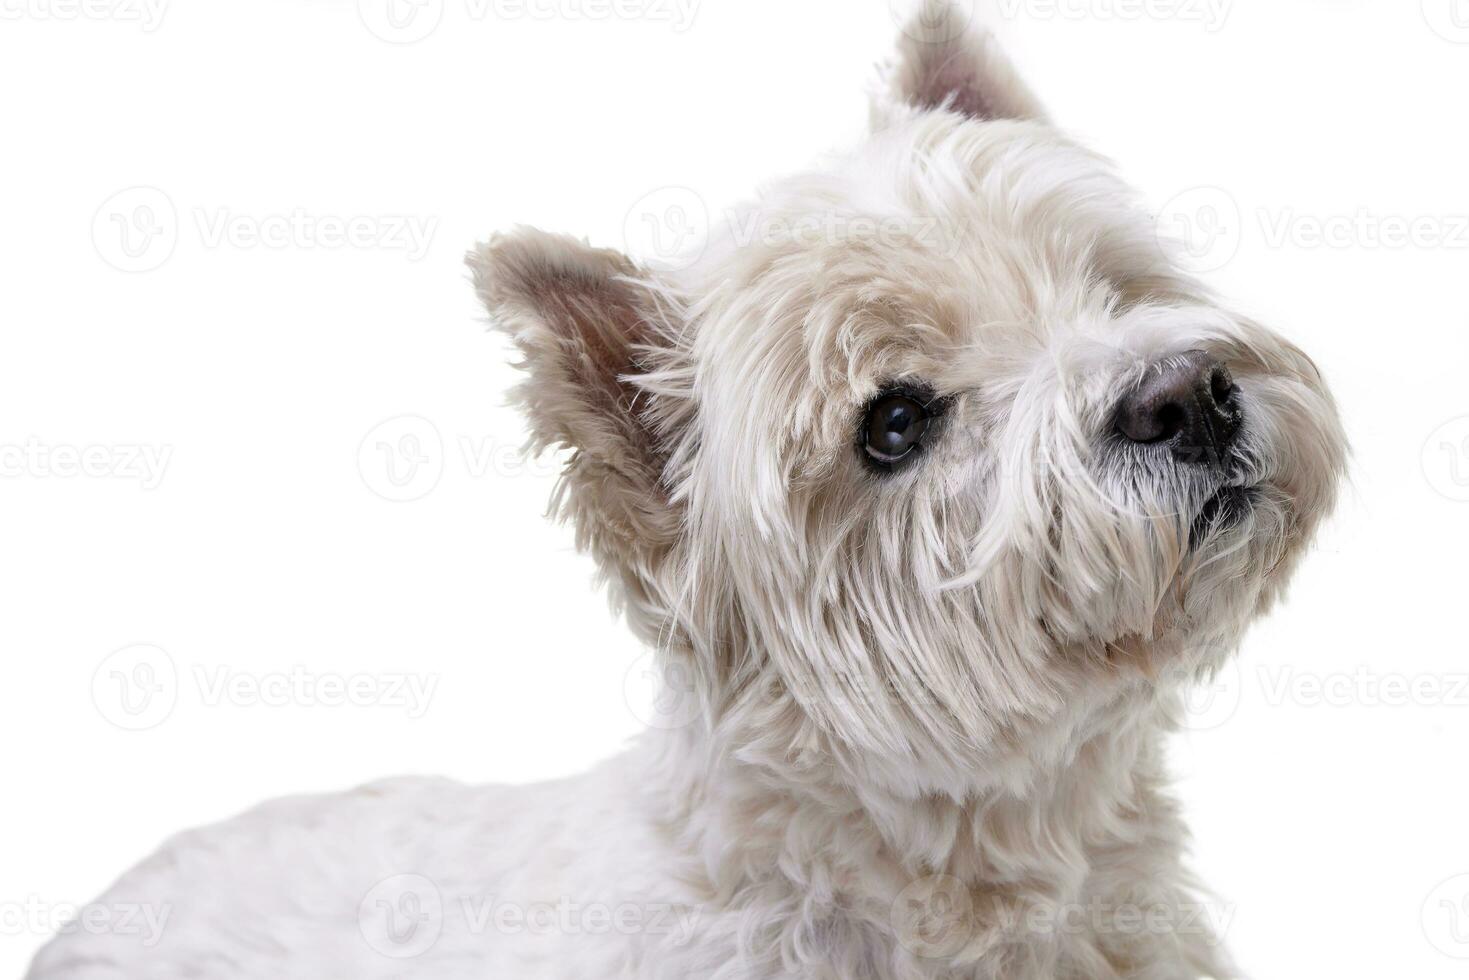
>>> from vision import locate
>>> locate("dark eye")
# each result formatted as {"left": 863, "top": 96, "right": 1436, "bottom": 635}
{"left": 862, "top": 390, "right": 934, "bottom": 468}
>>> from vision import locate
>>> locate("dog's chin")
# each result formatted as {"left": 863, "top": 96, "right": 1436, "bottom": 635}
{"left": 1187, "top": 483, "right": 1259, "bottom": 549}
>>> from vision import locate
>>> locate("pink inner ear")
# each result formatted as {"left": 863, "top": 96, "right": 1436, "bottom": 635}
{"left": 891, "top": 2, "right": 1045, "bottom": 125}
{"left": 919, "top": 53, "right": 998, "bottom": 120}
{"left": 530, "top": 267, "right": 648, "bottom": 420}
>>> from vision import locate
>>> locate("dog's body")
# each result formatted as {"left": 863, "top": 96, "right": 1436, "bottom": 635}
{"left": 28, "top": 725, "right": 1226, "bottom": 980}
{"left": 29, "top": 4, "right": 1345, "bottom": 978}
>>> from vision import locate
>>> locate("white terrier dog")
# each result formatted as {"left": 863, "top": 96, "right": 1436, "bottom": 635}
{"left": 29, "top": 3, "right": 1344, "bottom": 978}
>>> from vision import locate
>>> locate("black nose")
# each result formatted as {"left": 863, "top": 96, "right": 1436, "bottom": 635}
{"left": 1115, "top": 351, "right": 1242, "bottom": 465}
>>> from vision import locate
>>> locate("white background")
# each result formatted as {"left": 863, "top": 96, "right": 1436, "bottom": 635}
{"left": 3, "top": 1, "right": 1468, "bottom": 976}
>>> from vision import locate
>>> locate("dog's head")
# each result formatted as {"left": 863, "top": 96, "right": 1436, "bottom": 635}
{"left": 470, "top": 1, "right": 1345, "bottom": 795}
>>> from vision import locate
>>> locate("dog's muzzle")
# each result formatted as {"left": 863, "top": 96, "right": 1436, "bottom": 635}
{"left": 1114, "top": 350, "right": 1243, "bottom": 469}
{"left": 1114, "top": 350, "right": 1255, "bottom": 544}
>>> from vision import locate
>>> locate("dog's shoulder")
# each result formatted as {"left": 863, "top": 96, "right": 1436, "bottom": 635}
{"left": 23, "top": 775, "right": 551, "bottom": 980}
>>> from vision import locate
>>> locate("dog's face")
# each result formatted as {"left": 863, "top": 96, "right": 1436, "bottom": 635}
{"left": 472, "top": 2, "right": 1345, "bottom": 795}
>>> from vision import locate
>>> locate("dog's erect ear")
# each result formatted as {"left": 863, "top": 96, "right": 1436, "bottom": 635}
{"left": 467, "top": 229, "right": 684, "bottom": 576}
{"left": 881, "top": 0, "right": 1047, "bottom": 124}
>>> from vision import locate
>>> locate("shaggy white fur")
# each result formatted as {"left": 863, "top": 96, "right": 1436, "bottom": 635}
{"left": 27, "top": 3, "right": 1345, "bottom": 978}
